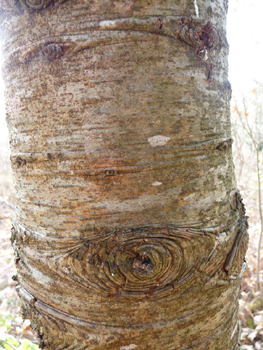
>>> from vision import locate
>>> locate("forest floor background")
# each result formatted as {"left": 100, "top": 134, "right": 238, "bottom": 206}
{"left": 0, "top": 139, "right": 262, "bottom": 350}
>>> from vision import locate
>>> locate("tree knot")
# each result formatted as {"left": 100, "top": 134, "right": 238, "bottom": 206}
{"left": 176, "top": 17, "right": 218, "bottom": 61}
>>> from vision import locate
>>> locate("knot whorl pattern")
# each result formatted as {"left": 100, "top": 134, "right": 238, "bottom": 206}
{"left": 59, "top": 227, "right": 214, "bottom": 298}
{"left": 224, "top": 227, "right": 249, "bottom": 277}
{"left": 176, "top": 17, "right": 218, "bottom": 59}
{"left": 20, "top": 0, "right": 52, "bottom": 10}
{"left": 42, "top": 43, "right": 63, "bottom": 61}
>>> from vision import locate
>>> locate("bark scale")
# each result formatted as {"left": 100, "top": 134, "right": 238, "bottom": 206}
{"left": 0, "top": 0, "right": 248, "bottom": 349}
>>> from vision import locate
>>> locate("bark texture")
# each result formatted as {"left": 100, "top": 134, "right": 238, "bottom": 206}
{"left": 1, "top": 0, "right": 248, "bottom": 349}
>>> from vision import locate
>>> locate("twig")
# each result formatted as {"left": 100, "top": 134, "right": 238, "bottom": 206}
{"left": 234, "top": 96, "right": 263, "bottom": 291}
{"left": 256, "top": 146, "right": 263, "bottom": 291}
{"left": 0, "top": 341, "right": 17, "bottom": 350}
{"left": 0, "top": 200, "right": 14, "bottom": 210}
{"left": 0, "top": 214, "right": 11, "bottom": 220}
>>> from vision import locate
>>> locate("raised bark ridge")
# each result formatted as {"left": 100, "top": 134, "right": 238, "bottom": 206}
{"left": 5, "top": 15, "right": 222, "bottom": 66}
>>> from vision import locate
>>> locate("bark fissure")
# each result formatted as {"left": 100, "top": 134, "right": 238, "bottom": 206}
{"left": 4, "top": 15, "right": 224, "bottom": 67}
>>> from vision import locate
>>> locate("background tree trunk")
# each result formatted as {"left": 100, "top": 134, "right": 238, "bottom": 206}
{"left": 0, "top": 0, "right": 248, "bottom": 349}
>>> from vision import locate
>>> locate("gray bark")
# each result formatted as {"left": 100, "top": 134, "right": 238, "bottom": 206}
{"left": 0, "top": 0, "right": 248, "bottom": 349}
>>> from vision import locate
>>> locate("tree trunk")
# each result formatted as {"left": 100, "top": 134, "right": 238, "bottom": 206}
{"left": 0, "top": 0, "right": 248, "bottom": 349}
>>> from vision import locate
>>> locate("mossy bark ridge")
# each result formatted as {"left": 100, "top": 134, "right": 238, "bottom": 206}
{"left": 1, "top": 0, "right": 247, "bottom": 349}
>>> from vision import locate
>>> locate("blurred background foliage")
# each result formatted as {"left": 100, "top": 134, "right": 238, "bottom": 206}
{"left": 232, "top": 82, "right": 263, "bottom": 349}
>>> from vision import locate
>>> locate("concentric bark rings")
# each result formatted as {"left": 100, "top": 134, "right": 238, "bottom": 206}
{"left": 58, "top": 227, "right": 215, "bottom": 298}
{"left": 42, "top": 44, "right": 63, "bottom": 61}
{"left": 20, "top": 0, "right": 51, "bottom": 10}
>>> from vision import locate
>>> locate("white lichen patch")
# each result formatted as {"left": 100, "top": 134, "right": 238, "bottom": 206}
{"left": 230, "top": 321, "right": 238, "bottom": 340}
{"left": 99, "top": 20, "right": 116, "bottom": 28}
{"left": 152, "top": 181, "right": 162, "bottom": 186}
{"left": 182, "top": 193, "right": 195, "bottom": 201}
{"left": 194, "top": 0, "right": 199, "bottom": 18}
{"left": 148, "top": 135, "right": 170, "bottom": 147}
{"left": 218, "top": 232, "right": 227, "bottom": 242}
{"left": 120, "top": 345, "right": 137, "bottom": 350}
